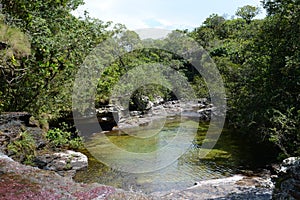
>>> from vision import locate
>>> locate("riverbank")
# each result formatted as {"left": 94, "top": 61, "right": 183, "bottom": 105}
{"left": 0, "top": 107, "right": 291, "bottom": 199}
{"left": 75, "top": 99, "right": 276, "bottom": 199}
{"left": 113, "top": 99, "right": 215, "bottom": 130}
{"left": 0, "top": 152, "right": 151, "bottom": 199}
{"left": 0, "top": 151, "right": 274, "bottom": 199}
{"left": 156, "top": 173, "right": 273, "bottom": 200}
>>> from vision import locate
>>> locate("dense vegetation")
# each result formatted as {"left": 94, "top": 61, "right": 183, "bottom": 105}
{"left": 0, "top": 0, "right": 299, "bottom": 159}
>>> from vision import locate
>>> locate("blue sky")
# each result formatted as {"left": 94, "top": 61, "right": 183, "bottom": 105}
{"left": 73, "top": 0, "right": 266, "bottom": 30}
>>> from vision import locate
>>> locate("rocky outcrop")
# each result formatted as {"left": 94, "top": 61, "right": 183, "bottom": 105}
{"left": 0, "top": 112, "right": 47, "bottom": 155}
{"left": 0, "top": 152, "right": 152, "bottom": 200}
{"left": 0, "top": 112, "right": 88, "bottom": 178}
{"left": 34, "top": 150, "right": 88, "bottom": 178}
{"left": 71, "top": 98, "right": 214, "bottom": 132}
{"left": 114, "top": 99, "right": 214, "bottom": 130}
{"left": 0, "top": 150, "right": 275, "bottom": 200}
{"left": 156, "top": 174, "right": 273, "bottom": 200}
{"left": 272, "top": 157, "right": 300, "bottom": 199}
{"left": 57, "top": 107, "right": 119, "bottom": 132}
{"left": 131, "top": 95, "right": 154, "bottom": 111}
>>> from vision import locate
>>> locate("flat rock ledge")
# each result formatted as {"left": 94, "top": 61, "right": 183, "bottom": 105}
{"left": 0, "top": 151, "right": 276, "bottom": 200}
{"left": 35, "top": 150, "right": 88, "bottom": 178}
{"left": 154, "top": 175, "right": 273, "bottom": 200}
{"left": 0, "top": 153, "right": 151, "bottom": 200}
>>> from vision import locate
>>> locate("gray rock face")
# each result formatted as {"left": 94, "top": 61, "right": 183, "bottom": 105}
{"left": 273, "top": 157, "right": 300, "bottom": 199}
{"left": 0, "top": 112, "right": 47, "bottom": 155}
{"left": 36, "top": 150, "right": 88, "bottom": 178}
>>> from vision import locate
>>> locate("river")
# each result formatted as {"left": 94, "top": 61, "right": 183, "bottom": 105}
{"left": 74, "top": 114, "right": 276, "bottom": 194}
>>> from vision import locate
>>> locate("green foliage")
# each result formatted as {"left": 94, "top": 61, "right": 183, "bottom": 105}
{"left": 46, "top": 126, "right": 83, "bottom": 149}
{"left": 236, "top": 5, "right": 261, "bottom": 24}
{"left": 229, "top": 0, "right": 300, "bottom": 157}
{"left": 267, "top": 108, "right": 300, "bottom": 157}
{"left": 0, "top": 90, "right": 4, "bottom": 113}
{"left": 1, "top": 0, "right": 299, "bottom": 159}
{"left": 189, "top": 1, "right": 299, "bottom": 158}
{"left": 7, "top": 131, "right": 36, "bottom": 165}
{"left": 94, "top": 30, "right": 209, "bottom": 111}
{"left": 0, "top": 0, "right": 114, "bottom": 116}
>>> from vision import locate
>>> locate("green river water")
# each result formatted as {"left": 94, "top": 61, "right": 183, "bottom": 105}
{"left": 74, "top": 115, "right": 276, "bottom": 194}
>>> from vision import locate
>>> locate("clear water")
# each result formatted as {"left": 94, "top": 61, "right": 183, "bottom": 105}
{"left": 74, "top": 115, "right": 275, "bottom": 194}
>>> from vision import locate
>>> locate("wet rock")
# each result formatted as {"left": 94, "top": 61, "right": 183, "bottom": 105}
{"left": 115, "top": 100, "right": 218, "bottom": 129}
{"left": 197, "top": 107, "right": 212, "bottom": 121}
{"left": 273, "top": 157, "right": 300, "bottom": 199}
{"left": 198, "top": 98, "right": 209, "bottom": 105}
{"left": 35, "top": 150, "right": 88, "bottom": 178}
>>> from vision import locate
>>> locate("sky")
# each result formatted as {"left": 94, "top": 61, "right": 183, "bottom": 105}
{"left": 73, "top": 0, "right": 266, "bottom": 31}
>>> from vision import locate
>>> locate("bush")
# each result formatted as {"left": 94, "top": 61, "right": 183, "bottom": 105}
{"left": 7, "top": 131, "right": 36, "bottom": 165}
{"left": 46, "top": 126, "right": 83, "bottom": 150}
{"left": 266, "top": 108, "right": 300, "bottom": 158}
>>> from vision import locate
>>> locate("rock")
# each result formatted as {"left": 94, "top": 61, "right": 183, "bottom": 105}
{"left": 273, "top": 157, "right": 300, "bottom": 199}
{"left": 55, "top": 108, "right": 119, "bottom": 133}
{"left": 0, "top": 112, "right": 31, "bottom": 126}
{"left": 132, "top": 95, "right": 154, "bottom": 111}
{"left": 115, "top": 100, "right": 219, "bottom": 129}
{"left": 0, "top": 152, "right": 14, "bottom": 161}
{"left": 152, "top": 96, "right": 164, "bottom": 106}
{"left": 0, "top": 112, "right": 47, "bottom": 155}
{"left": 156, "top": 174, "right": 273, "bottom": 200}
{"left": 197, "top": 107, "right": 212, "bottom": 121}
{"left": 35, "top": 150, "right": 88, "bottom": 178}
{"left": 130, "top": 111, "right": 143, "bottom": 116}
{"left": 0, "top": 151, "right": 152, "bottom": 199}
{"left": 198, "top": 98, "right": 209, "bottom": 105}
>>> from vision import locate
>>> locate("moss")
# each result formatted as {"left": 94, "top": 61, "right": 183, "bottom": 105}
{"left": 202, "top": 149, "right": 232, "bottom": 160}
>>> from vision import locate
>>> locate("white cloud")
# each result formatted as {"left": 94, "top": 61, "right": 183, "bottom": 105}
{"left": 73, "top": 0, "right": 266, "bottom": 31}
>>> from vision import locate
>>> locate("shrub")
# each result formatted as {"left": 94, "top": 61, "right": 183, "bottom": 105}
{"left": 46, "top": 126, "right": 83, "bottom": 150}
{"left": 7, "top": 131, "right": 36, "bottom": 165}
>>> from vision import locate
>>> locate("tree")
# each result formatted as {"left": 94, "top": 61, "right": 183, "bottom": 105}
{"left": 236, "top": 5, "right": 260, "bottom": 24}
{"left": 0, "top": 0, "right": 114, "bottom": 115}
{"left": 0, "top": 20, "right": 31, "bottom": 113}
{"left": 232, "top": 0, "right": 300, "bottom": 157}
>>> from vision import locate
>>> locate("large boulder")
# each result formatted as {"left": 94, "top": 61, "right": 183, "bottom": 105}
{"left": 132, "top": 95, "right": 154, "bottom": 111}
{"left": 35, "top": 150, "right": 88, "bottom": 178}
{"left": 273, "top": 157, "right": 300, "bottom": 199}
